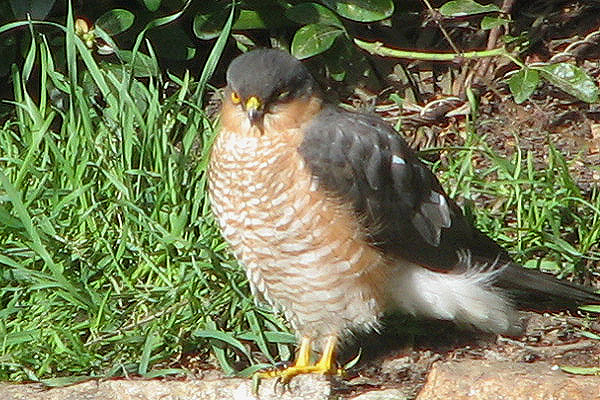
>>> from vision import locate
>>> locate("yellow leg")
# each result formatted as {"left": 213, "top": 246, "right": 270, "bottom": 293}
{"left": 314, "top": 336, "right": 337, "bottom": 372}
{"left": 258, "top": 335, "right": 343, "bottom": 383}
{"left": 295, "top": 337, "right": 312, "bottom": 368}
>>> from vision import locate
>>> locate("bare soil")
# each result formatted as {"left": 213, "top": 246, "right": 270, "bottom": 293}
{"left": 330, "top": 312, "right": 600, "bottom": 399}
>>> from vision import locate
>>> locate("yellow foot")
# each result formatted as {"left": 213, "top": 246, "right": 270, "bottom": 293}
{"left": 256, "top": 335, "right": 343, "bottom": 384}
{"left": 258, "top": 362, "right": 343, "bottom": 384}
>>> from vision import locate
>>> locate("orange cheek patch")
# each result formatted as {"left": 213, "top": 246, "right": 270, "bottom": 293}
{"left": 266, "top": 96, "right": 322, "bottom": 132}
{"left": 221, "top": 101, "right": 247, "bottom": 133}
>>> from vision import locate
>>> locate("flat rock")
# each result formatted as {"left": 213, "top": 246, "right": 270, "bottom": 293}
{"left": 0, "top": 374, "right": 331, "bottom": 400}
{"left": 416, "top": 360, "right": 600, "bottom": 400}
{"left": 2, "top": 359, "right": 600, "bottom": 400}
{"left": 349, "top": 388, "right": 411, "bottom": 400}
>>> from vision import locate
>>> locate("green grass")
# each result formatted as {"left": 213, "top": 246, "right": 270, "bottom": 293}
{"left": 432, "top": 131, "right": 600, "bottom": 276}
{"left": 0, "top": 21, "right": 598, "bottom": 386}
{"left": 0, "top": 20, "right": 294, "bottom": 385}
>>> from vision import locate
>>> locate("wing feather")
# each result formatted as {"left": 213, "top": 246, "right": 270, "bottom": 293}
{"left": 299, "top": 106, "right": 507, "bottom": 270}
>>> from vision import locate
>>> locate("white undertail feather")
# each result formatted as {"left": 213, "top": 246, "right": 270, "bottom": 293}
{"left": 390, "top": 252, "right": 522, "bottom": 335}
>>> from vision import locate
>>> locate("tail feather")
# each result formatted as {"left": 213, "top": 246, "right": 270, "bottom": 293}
{"left": 494, "top": 262, "right": 600, "bottom": 308}
{"left": 390, "top": 254, "right": 599, "bottom": 337}
{"left": 390, "top": 259, "right": 522, "bottom": 335}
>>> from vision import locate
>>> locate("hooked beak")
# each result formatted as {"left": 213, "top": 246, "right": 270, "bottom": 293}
{"left": 245, "top": 96, "right": 263, "bottom": 125}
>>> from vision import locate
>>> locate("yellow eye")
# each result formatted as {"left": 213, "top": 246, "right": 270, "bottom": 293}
{"left": 231, "top": 91, "right": 241, "bottom": 104}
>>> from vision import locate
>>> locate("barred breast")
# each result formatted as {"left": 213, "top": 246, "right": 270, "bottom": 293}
{"left": 207, "top": 100, "right": 390, "bottom": 340}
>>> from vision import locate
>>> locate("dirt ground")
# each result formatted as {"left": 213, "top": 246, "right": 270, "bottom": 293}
{"left": 328, "top": 312, "right": 600, "bottom": 398}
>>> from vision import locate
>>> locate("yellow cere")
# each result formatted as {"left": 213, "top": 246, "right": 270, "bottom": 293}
{"left": 231, "top": 91, "right": 241, "bottom": 104}
{"left": 245, "top": 96, "right": 261, "bottom": 111}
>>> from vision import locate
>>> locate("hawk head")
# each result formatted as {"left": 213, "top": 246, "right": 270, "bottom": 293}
{"left": 225, "top": 48, "right": 318, "bottom": 125}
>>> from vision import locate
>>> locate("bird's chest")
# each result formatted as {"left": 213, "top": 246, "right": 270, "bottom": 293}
{"left": 208, "top": 129, "right": 321, "bottom": 265}
{"left": 208, "top": 128, "right": 388, "bottom": 334}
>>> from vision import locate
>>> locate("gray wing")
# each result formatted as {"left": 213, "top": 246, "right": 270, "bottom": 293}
{"left": 299, "top": 106, "right": 508, "bottom": 270}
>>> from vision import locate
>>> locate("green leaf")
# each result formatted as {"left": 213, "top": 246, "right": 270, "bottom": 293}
{"left": 233, "top": 9, "right": 267, "bottom": 29}
{"left": 579, "top": 331, "right": 600, "bottom": 340}
{"left": 321, "top": 0, "right": 393, "bottom": 22}
{"left": 237, "top": 331, "right": 296, "bottom": 343}
{"left": 193, "top": 329, "right": 251, "bottom": 359}
{"left": 481, "top": 16, "right": 511, "bottom": 30}
{"left": 523, "top": 258, "right": 560, "bottom": 273}
{"left": 142, "top": 0, "right": 161, "bottom": 12}
{"left": 263, "top": 331, "right": 296, "bottom": 343}
{"left": 41, "top": 376, "right": 91, "bottom": 387}
{"left": 238, "top": 363, "right": 273, "bottom": 378}
{"left": 144, "top": 4, "right": 188, "bottom": 30}
{"left": 22, "top": 28, "right": 37, "bottom": 82}
{"left": 233, "top": 6, "right": 289, "bottom": 30}
{"left": 115, "top": 51, "right": 159, "bottom": 77}
{"left": 193, "top": 5, "right": 230, "bottom": 40}
{"left": 286, "top": 3, "right": 344, "bottom": 28}
{"left": 139, "top": 329, "right": 159, "bottom": 375}
{"left": 95, "top": 9, "right": 135, "bottom": 36}
{"left": 195, "top": 1, "right": 235, "bottom": 104}
{"left": 343, "top": 348, "right": 362, "bottom": 370}
{"left": 233, "top": 33, "right": 256, "bottom": 52}
{"left": 560, "top": 365, "right": 600, "bottom": 375}
{"left": 508, "top": 68, "right": 539, "bottom": 104}
{"left": 535, "top": 63, "right": 599, "bottom": 103}
{"left": 291, "top": 23, "right": 343, "bottom": 59}
{"left": 246, "top": 310, "right": 274, "bottom": 362}
{"left": 439, "top": 0, "right": 500, "bottom": 17}
{"left": 143, "top": 368, "right": 187, "bottom": 378}
{"left": 579, "top": 305, "right": 600, "bottom": 313}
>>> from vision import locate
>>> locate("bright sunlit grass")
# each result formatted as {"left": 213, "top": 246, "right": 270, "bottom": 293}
{"left": 0, "top": 17, "right": 294, "bottom": 385}
{"left": 433, "top": 130, "right": 600, "bottom": 277}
